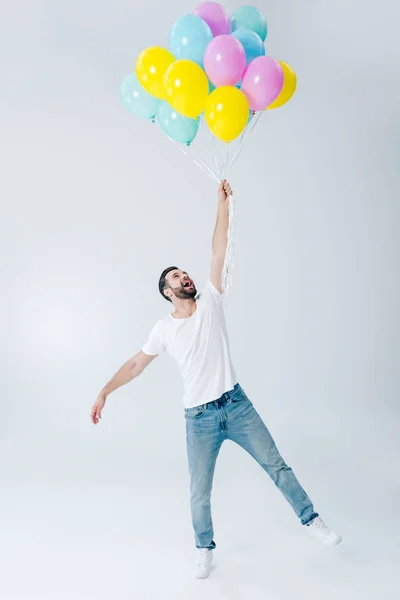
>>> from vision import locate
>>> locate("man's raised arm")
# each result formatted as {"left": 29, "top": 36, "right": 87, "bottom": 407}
{"left": 211, "top": 179, "right": 233, "bottom": 293}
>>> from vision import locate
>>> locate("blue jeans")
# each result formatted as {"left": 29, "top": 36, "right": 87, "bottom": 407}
{"left": 184, "top": 383, "right": 319, "bottom": 549}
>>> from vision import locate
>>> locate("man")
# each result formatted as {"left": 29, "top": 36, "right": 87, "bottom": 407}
{"left": 91, "top": 180, "right": 342, "bottom": 579}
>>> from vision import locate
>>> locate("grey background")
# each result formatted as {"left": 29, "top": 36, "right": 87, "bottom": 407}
{"left": 1, "top": 1, "right": 399, "bottom": 598}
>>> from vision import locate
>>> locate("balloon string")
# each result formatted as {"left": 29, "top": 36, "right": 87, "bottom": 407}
{"left": 162, "top": 128, "right": 217, "bottom": 182}
{"left": 209, "top": 125, "right": 223, "bottom": 179}
{"left": 221, "top": 143, "right": 231, "bottom": 178}
{"left": 222, "top": 194, "right": 235, "bottom": 297}
{"left": 226, "top": 111, "right": 264, "bottom": 174}
{"left": 189, "top": 136, "right": 220, "bottom": 182}
{"left": 222, "top": 112, "right": 264, "bottom": 296}
{"left": 176, "top": 140, "right": 219, "bottom": 182}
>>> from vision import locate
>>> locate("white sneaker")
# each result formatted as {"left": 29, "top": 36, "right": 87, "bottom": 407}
{"left": 195, "top": 548, "right": 213, "bottom": 579}
{"left": 307, "top": 516, "right": 342, "bottom": 546}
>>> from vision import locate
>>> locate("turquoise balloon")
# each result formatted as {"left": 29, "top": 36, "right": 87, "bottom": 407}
{"left": 231, "top": 6, "right": 268, "bottom": 42}
{"left": 169, "top": 14, "right": 213, "bottom": 66}
{"left": 232, "top": 28, "right": 266, "bottom": 65}
{"left": 120, "top": 73, "right": 159, "bottom": 119}
{"left": 156, "top": 101, "right": 199, "bottom": 144}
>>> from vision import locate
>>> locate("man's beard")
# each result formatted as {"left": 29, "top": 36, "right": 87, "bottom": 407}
{"left": 173, "top": 284, "right": 197, "bottom": 300}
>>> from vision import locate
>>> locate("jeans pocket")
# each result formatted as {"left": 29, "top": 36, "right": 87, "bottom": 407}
{"left": 184, "top": 404, "right": 207, "bottom": 418}
{"left": 230, "top": 386, "right": 247, "bottom": 402}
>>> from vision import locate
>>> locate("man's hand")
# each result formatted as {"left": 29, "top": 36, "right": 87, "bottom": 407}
{"left": 218, "top": 179, "right": 233, "bottom": 204}
{"left": 91, "top": 393, "right": 106, "bottom": 424}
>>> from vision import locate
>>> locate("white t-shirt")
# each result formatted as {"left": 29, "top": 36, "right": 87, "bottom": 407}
{"left": 142, "top": 278, "right": 237, "bottom": 408}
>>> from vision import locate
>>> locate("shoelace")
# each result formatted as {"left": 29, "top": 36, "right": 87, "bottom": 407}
{"left": 197, "top": 549, "right": 211, "bottom": 568}
{"left": 313, "top": 518, "right": 330, "bottom": 535}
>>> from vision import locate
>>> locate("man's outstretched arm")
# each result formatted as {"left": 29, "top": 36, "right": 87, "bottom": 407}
{"left": 91, "top": 351, "right": 156, "bottom": 424}
{"left": 211, "top": 179, "right": 233, "bottom": 293}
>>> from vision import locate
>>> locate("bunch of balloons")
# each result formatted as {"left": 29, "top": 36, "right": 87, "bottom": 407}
{"left": 121, "top": 3, "right": 297, "bottom": 145}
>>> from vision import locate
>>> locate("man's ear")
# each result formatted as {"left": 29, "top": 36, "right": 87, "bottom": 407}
{"left": 164, "top": 287, "right": 172, "bottom": 301}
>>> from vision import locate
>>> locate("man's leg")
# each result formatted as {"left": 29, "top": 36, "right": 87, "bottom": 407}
{"left": 185, "top": 403, "right": 224, "bottom": 548}
{"left": 226, "top": 387, "right": 318, "bottom": 525}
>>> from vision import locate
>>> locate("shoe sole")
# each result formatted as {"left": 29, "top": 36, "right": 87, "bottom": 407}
{"left": 195, "top": 571, "right": 211, "bottom": 579}
{"left": 307, "top": 528, "right": 342, "bottom": 546}
{"left": 325, "top": 535, "right": 342, "bottom": 546}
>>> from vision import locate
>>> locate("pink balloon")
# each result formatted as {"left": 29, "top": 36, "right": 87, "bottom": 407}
{"left": 241, "top": 56, "right": 284, "bottom": 111}
{"left": 193, "top": 2, "right": 231, "bottom": 37}
{"left": 204, "top": 35, "right": 246, "bottom": 87}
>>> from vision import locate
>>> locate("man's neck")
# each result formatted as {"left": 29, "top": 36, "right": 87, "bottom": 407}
{"left": 172, "top": 298, "right": 197, "bottom": 319}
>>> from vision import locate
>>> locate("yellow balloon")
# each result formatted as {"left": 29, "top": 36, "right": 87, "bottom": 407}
{"left": 267, "top": 61, "right": 297, "bottom": 110}
{"left": 136, "top": 47, "right": 175, "bottom": 99}
{"left": 205, "top": 87, "right": 249, "bottom": 143}
{"left": 164, "top": 60, "right": 209, "bottom": 119}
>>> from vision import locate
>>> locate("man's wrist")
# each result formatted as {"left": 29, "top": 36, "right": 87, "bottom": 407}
{"left": 217, "top": 199, "right": 230, "bottom": 214}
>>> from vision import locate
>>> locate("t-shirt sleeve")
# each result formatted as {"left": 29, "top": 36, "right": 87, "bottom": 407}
{"left": 142, "top": 322, "right": 166, "bottom": 356}
{"left": 199, "top": 278, "right": 224, "bottom": 306}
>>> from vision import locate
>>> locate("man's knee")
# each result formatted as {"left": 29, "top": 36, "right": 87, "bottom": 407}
{"left": 190, "top": 486, "right": 212, "bottom": 506}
